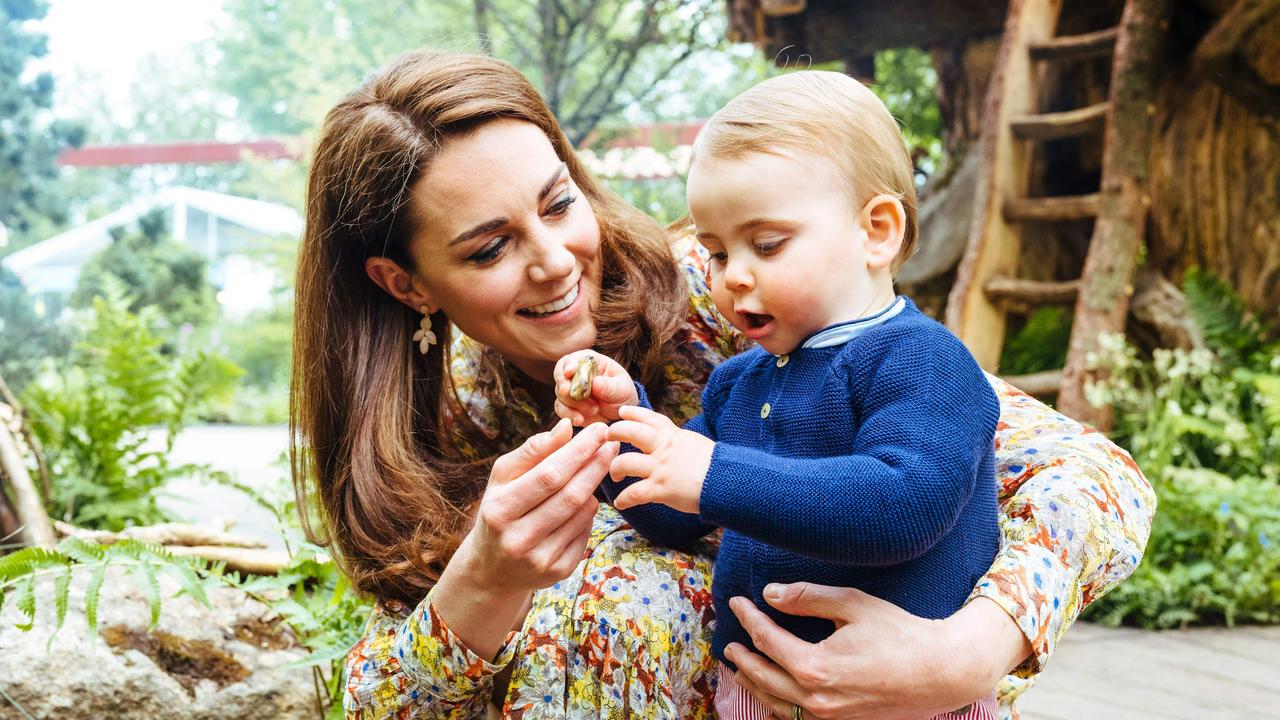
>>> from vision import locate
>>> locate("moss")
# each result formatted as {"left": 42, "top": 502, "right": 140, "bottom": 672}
{"left": 102, "top": 625, "right": 250, "bottom": 696}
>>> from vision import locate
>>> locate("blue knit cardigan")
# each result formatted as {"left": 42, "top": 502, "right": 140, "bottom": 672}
{"left": 602, "top": 298, "right": 1001, "bottom": 665}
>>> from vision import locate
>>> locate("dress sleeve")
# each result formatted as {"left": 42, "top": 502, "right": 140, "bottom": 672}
{"left": 971, "top": 376, "right": 1155, "bottom": 676}
{"left": 344, "top": 592, "right": 518, "bottom": 719}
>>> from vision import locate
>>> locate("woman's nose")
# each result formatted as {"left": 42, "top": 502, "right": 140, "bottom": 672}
{"left": 525, "top": 228, "right": 576, "bottom": 284}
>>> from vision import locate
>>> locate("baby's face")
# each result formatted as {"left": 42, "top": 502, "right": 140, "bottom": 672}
{"left": 686, "top": 149, "right": 893, "bottom": 355}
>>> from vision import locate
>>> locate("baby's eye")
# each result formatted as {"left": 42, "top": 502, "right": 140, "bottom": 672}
{"left": 755, "top": 238, "right": 787, "bottom": 255}
{"left": 709, "top": 251, "right": 727, "bottom": 263}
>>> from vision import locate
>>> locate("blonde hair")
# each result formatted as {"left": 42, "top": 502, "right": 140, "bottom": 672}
{"left": 694, "top": 70, "right": 918, "bottom": 271}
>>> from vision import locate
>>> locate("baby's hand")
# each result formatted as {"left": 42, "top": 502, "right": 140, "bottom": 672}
{"left": 607, "top": 405, "right": 714, "bottom": 515}
{"left": 553, "top": 351, "right": 639, "bottom": 426}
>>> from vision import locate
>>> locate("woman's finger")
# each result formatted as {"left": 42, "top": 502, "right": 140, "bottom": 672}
{"left": 490, "top": 418, "right": 573, "bottom": 483}
{"left": 608, "top": 451, "right": 655, "bottom": 480}
{"left": 729, "top": 595, "right": 825, "bottom": 686}
{"left": 512, "top": 438, "right": 616, "bottom": 532}
{"left": 731, "top": 668, "right": 793, "bottom": 720}
{"left": 498, "top": 423, "right": 608, "bottom": 517}
{"left": 532, "top": 492, "right": 599, "bottom": 574}
{"left": 723, "top": 641, "right": 808, "bottom": 714}
{"left": 547, "top": 498, "right": 599, "bottom": 576}
{"left": 607, "top": 420, "right": 660, "bottom": 453}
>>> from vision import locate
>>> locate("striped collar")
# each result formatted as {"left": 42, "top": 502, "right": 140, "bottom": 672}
{"left": 800, "top": 297, "right": 908, "bottom": 349}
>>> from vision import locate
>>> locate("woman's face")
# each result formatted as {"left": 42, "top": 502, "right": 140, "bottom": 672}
{"left": 405, "top": 119, "right": 603, "bottom": 384}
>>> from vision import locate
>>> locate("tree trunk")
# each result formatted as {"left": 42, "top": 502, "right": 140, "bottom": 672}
{"left": 0, "top": 418, "right": 55, "bottom": 547}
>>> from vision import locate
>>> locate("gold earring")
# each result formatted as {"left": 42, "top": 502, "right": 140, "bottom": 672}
{"left": 412, "top": 306, "right": 437, "bottom": 354}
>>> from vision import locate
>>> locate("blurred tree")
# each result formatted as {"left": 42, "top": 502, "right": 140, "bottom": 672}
{"left": 215, "top": 0, "right": 728, "bottom": 144}
{"left": 874, "top": 48, "right": 943, "bottom": 178}
{"left": 0, "top": 0, "right": 85, "bottom": 251}
{"left": 71, "top": 209, "right": 217, "bottom": 331}
{"left": 0, "top": 265, "right": 69, "bottom": 392}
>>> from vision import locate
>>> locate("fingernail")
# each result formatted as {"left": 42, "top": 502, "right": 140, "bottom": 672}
{"left": 763, "top": 584, "right": 784, "bottom": 601}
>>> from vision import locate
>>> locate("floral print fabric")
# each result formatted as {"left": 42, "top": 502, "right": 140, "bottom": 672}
{"left": 344, "top": 231, "right": 1154, "bottom": 719}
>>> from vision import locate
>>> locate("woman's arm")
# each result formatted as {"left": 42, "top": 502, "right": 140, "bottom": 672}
{"left": 344, "top": 420, "right": 619, "bottom": 718}
{"left": 726, "top": 379, "right": 1155, "bottom": 717}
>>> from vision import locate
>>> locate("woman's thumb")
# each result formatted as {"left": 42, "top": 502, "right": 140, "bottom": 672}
{"left": 762, "top": 582, "right": 862, "bottom": 625}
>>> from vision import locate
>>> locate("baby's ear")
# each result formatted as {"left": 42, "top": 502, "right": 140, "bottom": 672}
{"left": 860, "top": 194, "right": 906, "bottom": 271}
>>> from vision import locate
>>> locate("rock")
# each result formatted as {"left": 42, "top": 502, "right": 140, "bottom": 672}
{"left": 0, "top": 566, "right": 322, "bottom": 720}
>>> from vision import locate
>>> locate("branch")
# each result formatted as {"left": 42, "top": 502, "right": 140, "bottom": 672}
{"left": 0, "top": 417, "right": 55, "bottom": 547}
{"left": 0, "top": 374, "right": 50, "bottom": 506}
{"left": 54, "top": 520, "right": 269, "bottom": 548}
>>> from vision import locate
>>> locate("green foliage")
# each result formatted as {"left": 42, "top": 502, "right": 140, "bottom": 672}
{"left": 71, "top": 209, "right": 218, "bottom": 333}
{"left": 998, "top": 307, "right": 1073, "bottom": 376}
{"left": 0, "top": 0, "right": 85, "bottom": 248}
{"left": 874, "top": 48, "right": 943, "bottom": 178}
{"left": 0, "top": 265, "right": 70, "bottom": 393}
{"left": 1085, "top": 270, "right": 1280, "bottom": 628}
{"left": 0, "top": 538, "right": 216, "bottom": 638}
{"left": 23, "top": 279, "right": 242, "bottom": 529}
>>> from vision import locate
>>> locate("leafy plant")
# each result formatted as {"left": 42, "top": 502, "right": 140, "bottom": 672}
{"left": 1084, "top": 269, "right": 1280, "bottom": 628}
{"left": 23, "top": 277, "right": 242, "bottom": 529}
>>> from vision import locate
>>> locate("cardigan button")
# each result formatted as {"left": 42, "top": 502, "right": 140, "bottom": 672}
{"left": 776, "top": 354, "right": 789, "bottom": 367}
{"left": 760, "top": 402, "right": 771, "bottom": 419}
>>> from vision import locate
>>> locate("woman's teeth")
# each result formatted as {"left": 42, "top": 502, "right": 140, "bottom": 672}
{"left": 523, "top": 284, "right": 578, "bottom": 316}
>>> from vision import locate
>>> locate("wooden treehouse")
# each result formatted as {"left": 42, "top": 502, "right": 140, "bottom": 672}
{"left": 729, "top": 0, "right": 1280, "bottom": 428}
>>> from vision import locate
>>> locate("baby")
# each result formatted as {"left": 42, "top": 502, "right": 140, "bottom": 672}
{"left": 555, "top": 71, "right": 1000, "bottom": 720}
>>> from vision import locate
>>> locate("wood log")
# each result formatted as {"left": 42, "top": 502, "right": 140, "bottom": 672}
{"left": 54, "top": 520, "right": 269, "bottom": 549}
{"left": 1003, "top": 193, "right": 1101, "bottom": 222}
{"left": 984, "top": 277, "right": 1082, "bottom": 304}
{"left": 1010, "top": 102, "right": 1109, "bottom": 140}
{"left": 0, "top": 376, "right": 49, "bottom": 506}
{"left": 164, "top": 546, "right": 290, "bottom": 575}
{"left": 0, "top": 418, "right": 56, "bottom": 547}
{"left": 1001, "top": 369, "right": 1064, "bottom": 396}
{"left": 1059, "top": 0, "right": 1174, "bottom": 428}
{"left": 1030, "top": 26, "right": 1119, "bottom": 61}
{"left": 1129, "top": 269, "right": 1205, "bottom": 350}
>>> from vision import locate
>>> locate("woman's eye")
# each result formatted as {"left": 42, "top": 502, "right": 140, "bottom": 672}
{"left": 546, "top": 193, "right": 577, "bottom": 217}
{"left": 467, "top": 237, "right": 509, "bottom": 265}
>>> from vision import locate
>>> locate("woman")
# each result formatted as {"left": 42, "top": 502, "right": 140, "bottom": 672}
{"left": 291, "top": 50, "right": 1153, "bottom": 719}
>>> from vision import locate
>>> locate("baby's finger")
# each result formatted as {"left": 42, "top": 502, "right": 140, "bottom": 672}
{"left": 617, "top": 404, "right": 668, "bottom": 428}
{"left": 609, "top": 452, "right": 655, "bottom": 481}
{"left": 554, "top": 399, "right": 591, "bottom": 426}
{"left": 611, "top": 482, "right": 654, "bottom": 510}
{"left": 592, "top": 374, "right": 635, "bottom": 403}
{"left": 607, "top": 420, "right": 660, "bottom": 453}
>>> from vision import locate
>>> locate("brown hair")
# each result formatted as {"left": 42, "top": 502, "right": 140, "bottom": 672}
{"left": 695, "top": 70, "right": 919, "bottom": 271}
{"left": 291, "top": 50, "right": 686, "bottom": 605}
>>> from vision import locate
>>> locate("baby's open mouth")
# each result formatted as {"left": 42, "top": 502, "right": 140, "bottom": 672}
{"left": 740, "top": 311, "right": 773, "bottom": 329}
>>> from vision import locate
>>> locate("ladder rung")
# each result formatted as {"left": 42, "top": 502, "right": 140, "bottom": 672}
{"left": 1003, "top": 193, "right": 1101, "bottom": 222}
{"left": 1010, "top": 102, "right": 1109, "bottom": 140}
{"left": 1029, "top": 27, "right": 1119, "bottom": 62}
{"left": 985, "top": 278, "right": 1081, "bottom": 305}
{"left": 1001, "top": 370, "right": 1064, "bottom": 397}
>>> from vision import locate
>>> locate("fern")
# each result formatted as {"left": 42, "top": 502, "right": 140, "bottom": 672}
{"left": 1183, "top": 267, "right": 1275, "bottom": 366}
{"left": 83, "top": 563, "right": 108, "bottom": 637}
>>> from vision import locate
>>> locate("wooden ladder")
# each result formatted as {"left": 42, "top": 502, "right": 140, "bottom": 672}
{"left": 945, "top": 0, "right": 1169, "bottom": 427}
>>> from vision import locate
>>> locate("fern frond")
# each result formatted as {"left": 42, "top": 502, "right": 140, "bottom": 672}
{"left": 84, "top": 563, "right": 109, "bottom": 637}
{"left": 53, "top": 566, "right": 72, "bottom": 634}
{"left": 132, "top": 562, "right": 162, "bottom": 628}
{"left": 0, "top": 547, "right": 71, "bottom": 582}
{"left": 1255, "top": 374, "right": 1280, "bottom": 428}
{"left": 163, "top": 559, "right": 211, "bottom": 609}
{"left": 14, "top": 576, "right": 36, "bottom": 632}
{"left": 1183, "top": 268, "right": 1273, "bottom": 361}
{"left": 58, "top": 537, "right": 106, "bottom": 564}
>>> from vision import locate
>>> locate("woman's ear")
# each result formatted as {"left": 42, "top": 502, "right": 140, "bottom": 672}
{"left": 365, "top": 256, "right": 437, "bottom": 313}
{"left": 859, "top": 194, "right": 906, "bottom": 272}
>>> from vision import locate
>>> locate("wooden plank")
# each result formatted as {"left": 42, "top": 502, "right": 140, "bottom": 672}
{"left": 1058, "top": 0, "right": 1173, "bottom": 428}
{"left": 1010, "top": 102, "right": 1109, "bottom": 140}
{"left": 1003, "top": 193, "right": 1101, "bottom": 221}
{"left": 1029, "top": 26, "right": 1119, "bottom": 61}
{"left": 945, "top": 0, "right": 1065, "bottom": 371}
{"left": 1001, "top": 369, "right": 1063, "bottom": 396}
{"left": 984, "top": 277, "right": 1081, "bottom": 304}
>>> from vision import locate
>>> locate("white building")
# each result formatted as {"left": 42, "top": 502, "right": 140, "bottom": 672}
{"left": 2, "top": 187, "right": 302, "bottom": 318}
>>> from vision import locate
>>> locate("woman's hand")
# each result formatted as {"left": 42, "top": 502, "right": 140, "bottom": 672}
{"left": 553, "top": 350, "right": 638, "bottom": 425}
{"left": 726, "top": 584, "right": 1031, "bottom": 720}
{"left": 433, "top": 419, "right": 618, "bottom": 658}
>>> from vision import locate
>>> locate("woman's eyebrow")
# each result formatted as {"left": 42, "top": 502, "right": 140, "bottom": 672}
{"left": 448, "top": 163, "right": 568, "bottom": 247}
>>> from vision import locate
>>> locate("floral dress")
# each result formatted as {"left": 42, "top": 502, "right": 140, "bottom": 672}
{"left": 343, "top": 233, "right": 1155, "bottom": 720}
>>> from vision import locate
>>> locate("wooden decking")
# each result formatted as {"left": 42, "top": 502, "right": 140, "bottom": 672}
{"left": 1019, "top": 622, "right": 1280, "bottom": 719}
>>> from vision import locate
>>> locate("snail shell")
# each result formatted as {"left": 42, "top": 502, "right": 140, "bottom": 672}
{"left": 569, "top": 355, "right": 597, "bottom": 401}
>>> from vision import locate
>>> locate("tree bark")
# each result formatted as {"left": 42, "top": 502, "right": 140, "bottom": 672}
{"left": 0, "top": 417, "right": 55, "bottom": 547}
{"left": 1059, "top": 0, "right": 1174, "bottom": 428}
